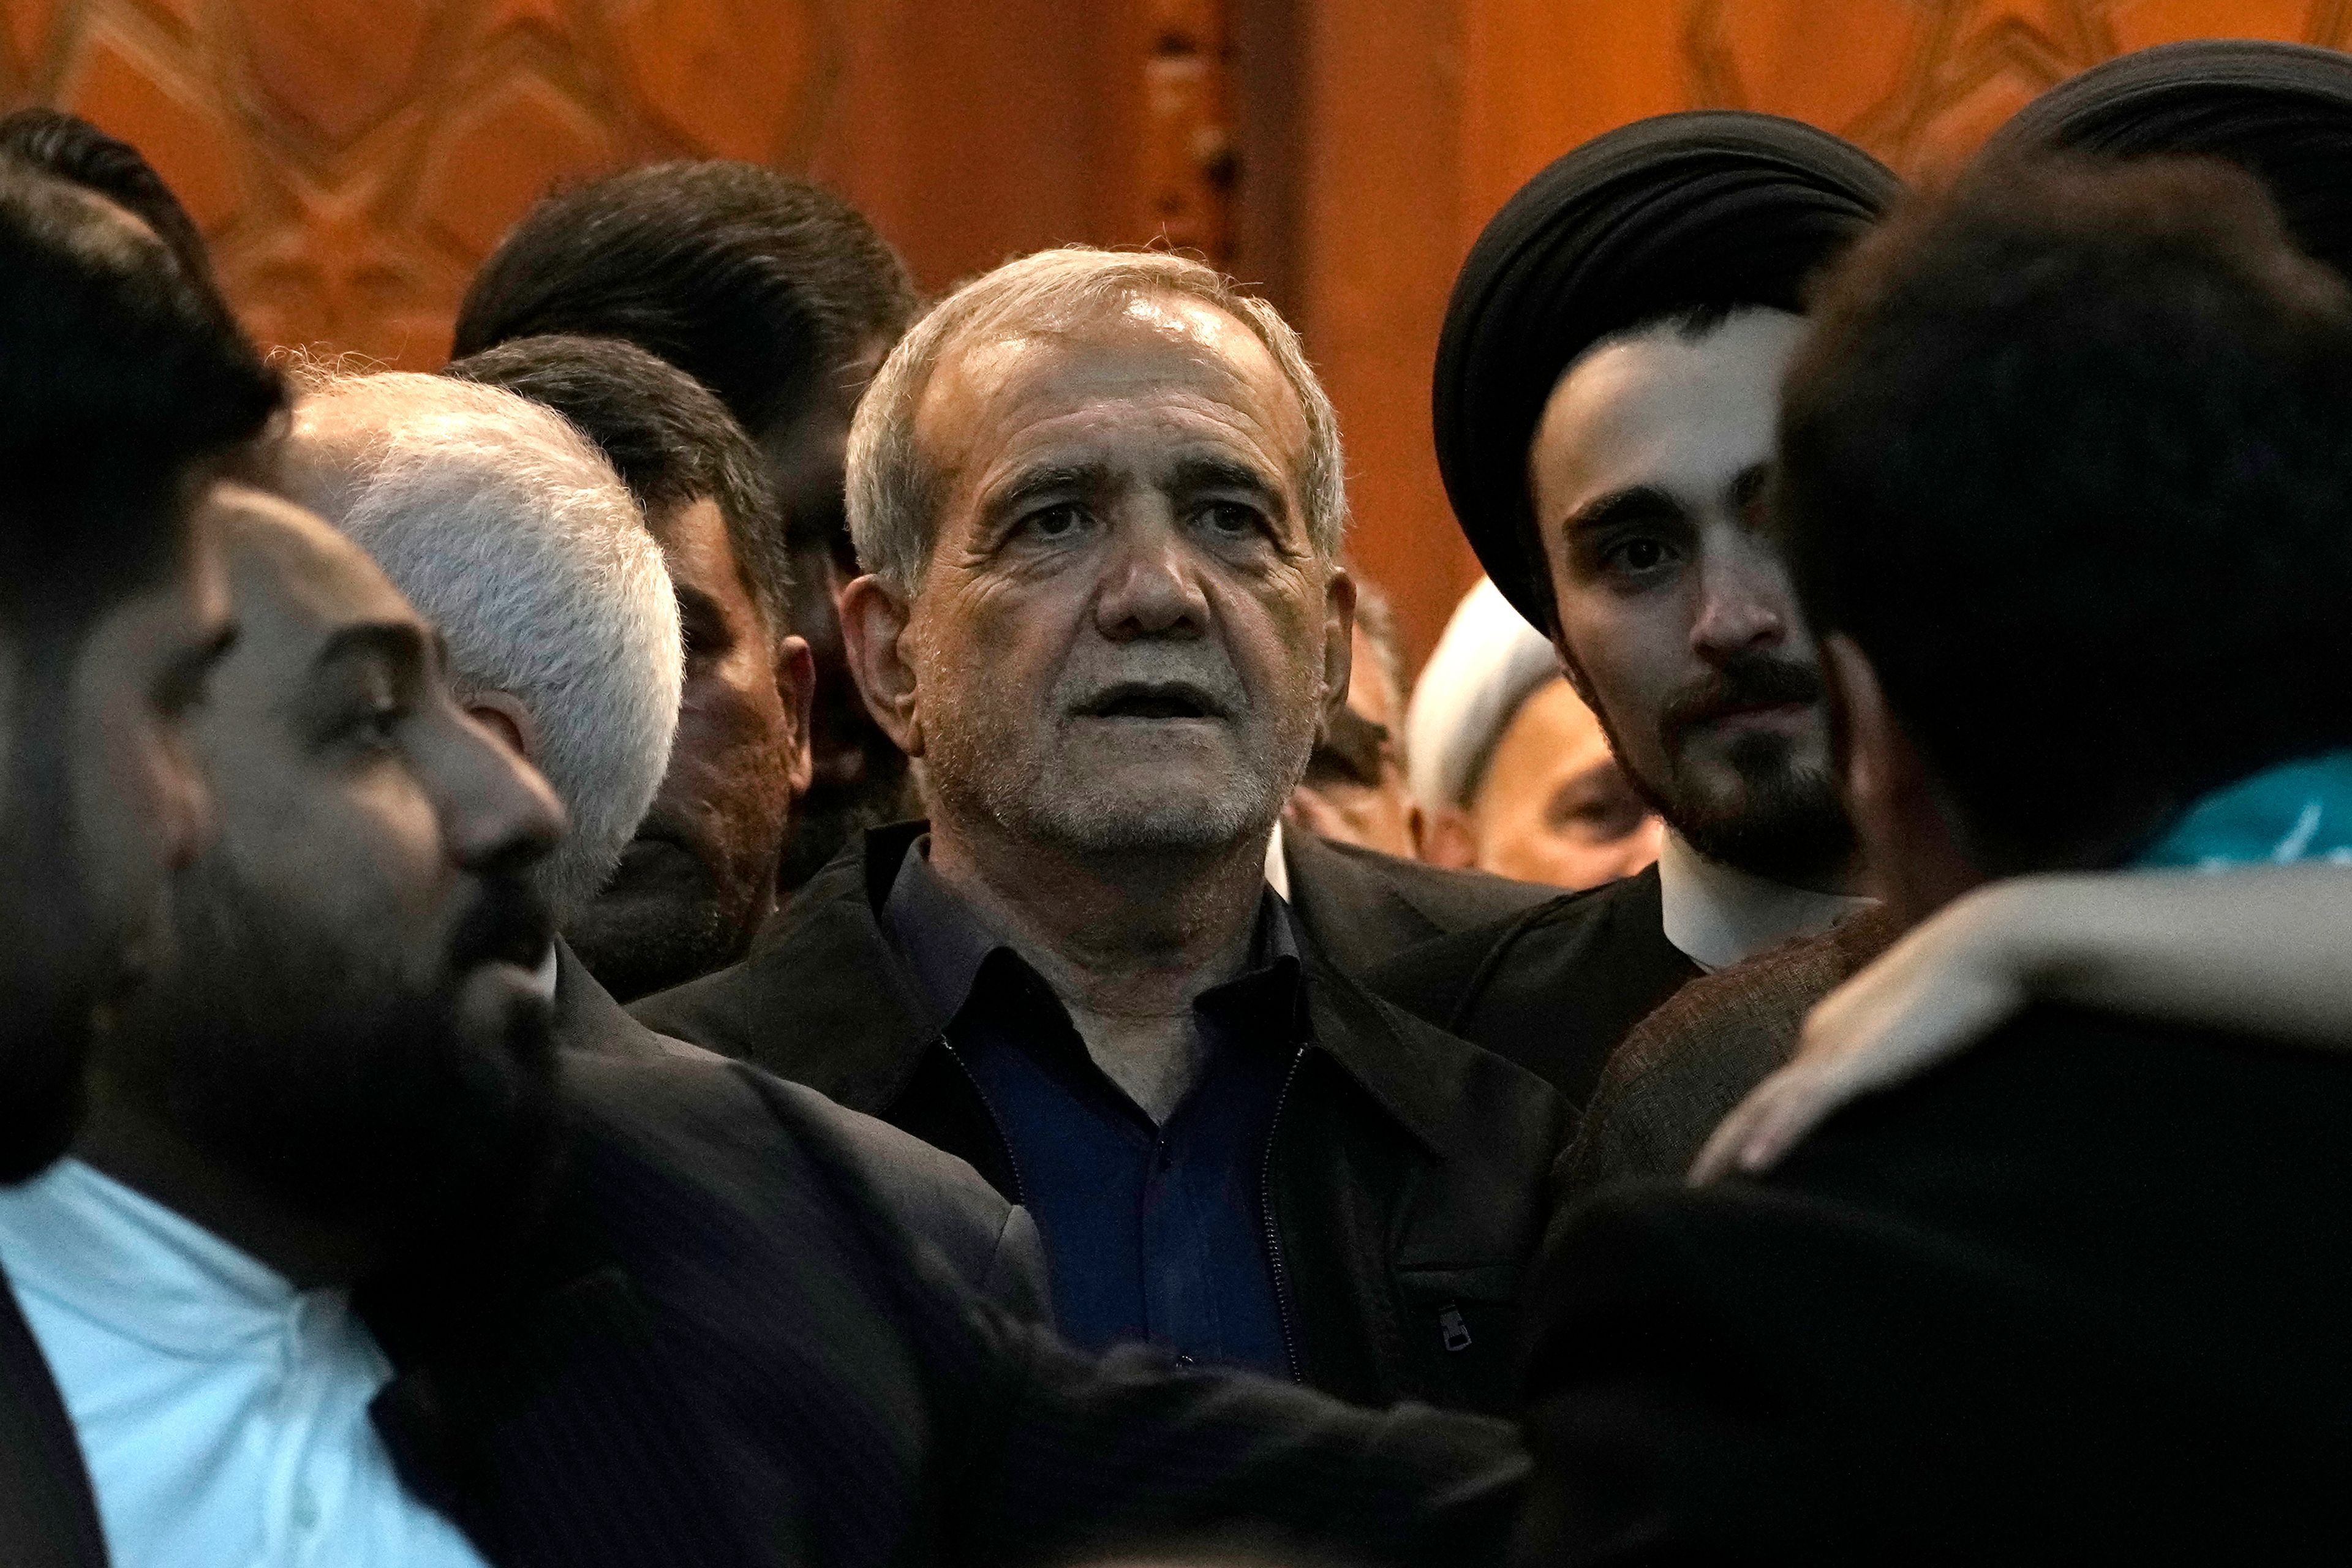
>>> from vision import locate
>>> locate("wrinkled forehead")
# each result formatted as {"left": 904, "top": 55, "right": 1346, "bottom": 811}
{"left": 916, "top": 296, "right": 1309, "bottom": 489}
{"left": 1529, "top": 309, "right": 1807, "bottom": 522}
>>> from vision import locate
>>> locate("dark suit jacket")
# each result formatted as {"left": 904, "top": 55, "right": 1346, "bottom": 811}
{"left": 1558, "top": 905, "right": 1901, "bottom": 1201}
{"left": 0, "top": 1052, "right": 1528, "bottom": 1568}
{"left": 636, "top": 824, "right": 1568, "bottom": 1414}
{"left": 1366, "top": 865, "right": 1702, "bottom": 1113}
{"left": 554, "top": 936, "right": 1051, "bottom": 1322}
{"left": 1280, "top": 828, "right": 1556, "bottom": 978}
{"left": 1516, "top": 1006, "right": 2352, "bottom": 1563}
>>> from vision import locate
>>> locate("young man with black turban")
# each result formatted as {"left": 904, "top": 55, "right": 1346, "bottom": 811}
{"left": 1369, "top": 112, "right": 1899, "bottom": 1117}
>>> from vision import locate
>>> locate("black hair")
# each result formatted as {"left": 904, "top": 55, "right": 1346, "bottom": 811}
{"left": 451, "top": 162, "right": 916, "bottom": 444}
{"left": 0, "top": 108, "right": 213, "bottom": 287}
{"left": 1777, "top": 156, "right": 2352, "bottom": 873}
{"left": 0, "top": 156, "right": 281, "bottom": 617}
{"left": 445, "top": 334, "right": 786, "bottom": 633}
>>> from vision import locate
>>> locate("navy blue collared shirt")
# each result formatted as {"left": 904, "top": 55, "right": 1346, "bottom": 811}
{"left": 883, "top": 839, "right": 1302, "bottom": 1378}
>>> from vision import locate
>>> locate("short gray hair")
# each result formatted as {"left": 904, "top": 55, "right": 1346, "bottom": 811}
{"left": 284, "top": 370, "right": 683, "bottom": 918}
{"left": 847, "top": 246, "right": 1348, "bottom": 591}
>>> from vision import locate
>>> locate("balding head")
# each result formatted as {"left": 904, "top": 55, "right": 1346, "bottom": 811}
{"left": 284, "top": 371, "right": 681, "bottom": 918}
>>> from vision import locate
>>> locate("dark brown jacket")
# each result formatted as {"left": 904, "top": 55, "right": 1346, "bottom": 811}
{"left": 635, "top": 824, "right": 1569, "bottom": 1414}
{"left": 1558, "top": 905, "right": 1901, "bottom": 1201}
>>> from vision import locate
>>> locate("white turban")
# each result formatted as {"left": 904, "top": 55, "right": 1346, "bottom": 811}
{"left": 1405, "top": 578, "right": 1564, "bottom": 813}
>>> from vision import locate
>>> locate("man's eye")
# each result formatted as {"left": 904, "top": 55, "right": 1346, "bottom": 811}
{"left": 1023, "top": 504, "right": 1087, "bottom": 539}
{"left": 1200, "top": 502, "right": 1261, "bottom": 537}
{"left": 1603, "top": 537, "right": 1675, "bottom": 576}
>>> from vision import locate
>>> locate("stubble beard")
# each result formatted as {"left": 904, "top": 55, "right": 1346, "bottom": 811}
{"left": 1597, "top": 703, "right": 1854, "bottom": 888}
{"left": 924, "top": 703, "right": 1314, "bottom": 862}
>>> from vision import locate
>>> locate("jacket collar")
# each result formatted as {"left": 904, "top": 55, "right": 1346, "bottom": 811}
{"left": 749, "top": 821, "right": 1479, "bottom": 1155}
{"left": 1294, "top": 955, "right": 1477, "bottom": 1158}
{"left": 725, "top": 823, "right": 943, "bottom": 1114}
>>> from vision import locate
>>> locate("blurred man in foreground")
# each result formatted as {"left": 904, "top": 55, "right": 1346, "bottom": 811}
{"left": 0, "top": 157, "right": 281, "bottom": 1188}
{"left": 1518, "top": 157, "right": 2352, "bottom": 1562}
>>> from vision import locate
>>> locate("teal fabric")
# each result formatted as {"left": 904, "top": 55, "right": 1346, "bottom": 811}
{"left": 2133, "top": 750, "right": 2352, "bottom": 870}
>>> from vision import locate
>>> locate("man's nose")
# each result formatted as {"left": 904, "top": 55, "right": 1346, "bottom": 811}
{"left": 1689, "top": 535, "right": 1797, "bottom": 660}
{"left": 1093, "top": 512, "right": 1210, "bottom": 639}
{"left": 442, "top": 718, "right": 567, "bottom": 878}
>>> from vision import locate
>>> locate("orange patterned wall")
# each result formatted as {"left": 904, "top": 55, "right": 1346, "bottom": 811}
{"left": 0, "top": 0, "right": 854, "bottom": 364}
{"left": 0, "top": 0, "right": 1220, "bottom": 364}
{"left": 1, "top": 1, "right": 2341, "bottom": 666}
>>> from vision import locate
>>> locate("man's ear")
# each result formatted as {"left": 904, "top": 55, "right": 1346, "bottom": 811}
{"left": 771, "top": 632, "right": 817, "bottom": 797}
{"left": 1820, "top": 633, "right": 1982, "bottom": 922}
{"left": 839, "top": 573, "right": 925, "bottom": 756}
{"left": 1321, "top": 565, "right": 1358, "bottom": 727}
{"left": 464, "top": 691, "right": 538, "bottom": 767}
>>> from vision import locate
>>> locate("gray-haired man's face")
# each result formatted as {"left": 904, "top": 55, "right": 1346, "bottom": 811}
{"left": 886, "top": 301, "right": 1351, "bottom": 861}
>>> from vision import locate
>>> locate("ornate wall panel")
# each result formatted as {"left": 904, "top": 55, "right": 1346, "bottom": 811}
{"left": 0, "top": 0, "right": 848, "bottom": 365}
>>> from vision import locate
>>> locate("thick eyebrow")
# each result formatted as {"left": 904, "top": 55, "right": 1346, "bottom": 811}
{"left": 987, "top": 462, "right": 1111, "bottom": 519}
{"left": 1560, "top": 483, "right": 1689, "bottom": 540}
{"left": 1169, "top": 454, "right": 1287, "bottom": 514}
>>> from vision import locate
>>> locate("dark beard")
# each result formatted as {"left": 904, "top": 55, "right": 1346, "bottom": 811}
{"left": 1634, "top": 727, "right": 1855, "bottom": 885}
{"left": 114, "top": 860, "right": 565, "bottom": 1282}
{"left": 1602, "top": 651, "right": 1856, "bottom": 888}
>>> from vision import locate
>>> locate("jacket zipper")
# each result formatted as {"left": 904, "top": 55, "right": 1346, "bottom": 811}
{"left": 1259, "top": 1044, "right": 1309, "bottom": 1384}
{"left": 937, "top": 1036, "right": 1027, "bottom": 1206}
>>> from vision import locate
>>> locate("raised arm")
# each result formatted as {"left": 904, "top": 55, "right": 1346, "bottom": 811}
{"left": 1694, "top": 866, "right": 2352, "bottom": 1179}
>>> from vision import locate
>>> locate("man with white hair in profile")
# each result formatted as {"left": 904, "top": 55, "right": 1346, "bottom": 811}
{"left": 1408, "top": 578, "right": 1660, "bottom": 892}
{"left": 638, "top": 245, "right": 1567, "bottom": 1414}
{"left": 282, "top": 371, "right": 688, "bottom": 1056}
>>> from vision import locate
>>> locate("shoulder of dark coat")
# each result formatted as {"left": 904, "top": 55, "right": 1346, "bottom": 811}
{"left": 556, "top": 1049, "right": 1030, "bottom": 1310}
{"left": 1300, "top": 954, "right": 1569, "bottom": 1163}
{"left": 1360, "top": 867, "right": 1657, "bottom": 1022}
{"left": 1291, "top": 832, "right": 1559, "bottom": 933}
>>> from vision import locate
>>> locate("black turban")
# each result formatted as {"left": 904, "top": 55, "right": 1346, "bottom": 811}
{"left": 1433, "top": 111, "right": 1900, "bottom": 634}
{"left": 1986, "top": 39, "right": 2352, "bottom": 281}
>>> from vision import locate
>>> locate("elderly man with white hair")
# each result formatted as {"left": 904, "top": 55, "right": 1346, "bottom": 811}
{"left": 638, "top": 245, "right": 1567, "bottom": 1414}
{"left": 1408, "top": 578, "right": 1661, "bottom": 892}
{"left": 282, "top": 370, "right": 689, "bottom": 1055}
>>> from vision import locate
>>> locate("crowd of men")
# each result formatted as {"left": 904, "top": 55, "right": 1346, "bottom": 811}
{"left": 1, "top": 33, "right": 2350, "bottom": 1568}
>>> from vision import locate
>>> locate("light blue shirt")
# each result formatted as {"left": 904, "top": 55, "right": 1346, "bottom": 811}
{"left": 0, "top": 1159, "right": 489, "bottom": 1568}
